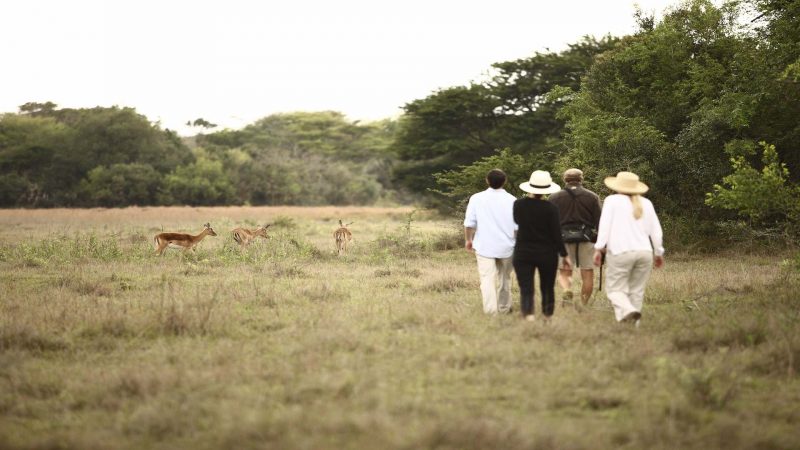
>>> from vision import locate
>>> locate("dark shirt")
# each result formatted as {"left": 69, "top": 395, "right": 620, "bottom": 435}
{"left": 513, "top": 197, "right": 568, "bottom": 260}
{"left": 548, "top": 182, "right": 602, "bottom": 229}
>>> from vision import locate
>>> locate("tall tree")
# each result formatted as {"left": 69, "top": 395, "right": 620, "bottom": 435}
{"left": 393, "top": 36, "right": 618, "bottom": 196}
{"left": 556, "top": 0, "right": 799, "bottom": 217}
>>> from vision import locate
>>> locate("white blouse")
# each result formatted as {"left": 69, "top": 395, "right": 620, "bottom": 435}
{"left": 594, "top": 194, "right": 664, "bottom": 256}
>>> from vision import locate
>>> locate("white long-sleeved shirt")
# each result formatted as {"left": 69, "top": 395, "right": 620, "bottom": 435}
{"left": 463, "top": 188, "right": 518, "bottom": 258}
{"left": 594, "top": 194, "right": 664, "bottom": 256}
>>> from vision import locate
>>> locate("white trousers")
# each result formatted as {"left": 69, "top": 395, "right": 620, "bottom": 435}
{"left": 476, "top": 254, "right": 513, "bottom": 314}
{"left": 604, "top": 251, "right": 653, "bottom": 321}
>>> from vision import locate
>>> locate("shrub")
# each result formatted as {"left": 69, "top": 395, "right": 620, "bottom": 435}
{"left": 432, "top": 148, "right": 537, "bottom": 214}
{"left": 706, "top": 141, "right": 800, "bottom": 229}
{"left": 79, "top": 163, "right": 162, "bottom": 207}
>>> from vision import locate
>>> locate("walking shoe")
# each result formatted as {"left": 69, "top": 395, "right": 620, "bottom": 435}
{"left": 524, "top": 314, "right": 536, "bottom": 322}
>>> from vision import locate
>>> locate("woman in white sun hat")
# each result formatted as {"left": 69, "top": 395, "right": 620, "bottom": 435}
{"left": 593, "top": 171, "right": 664, "bottom": 325}
{"left": 513, "top": 170, "right": 572, "bottom": 322}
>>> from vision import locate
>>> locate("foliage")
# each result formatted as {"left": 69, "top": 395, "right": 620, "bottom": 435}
{"left": 159, "top": 157, "right": 238, "bottom": 206}
{"left": 0, "top": 107, "right": 395, "bottom": 207}
{"left": 202, "top": 111, "right": 395, "bottom": 161}
{"left": 198, "top": 111, "right": 393, "bottom": 206}
{"left": 79, "top": 163, "right": 162, "bottom": 207}
{"left": 431, "top": 148, "right": 538, "bottom": 213}
{"left": 0, "top": 105, "right": 192, "bottom": 207}
{"left": 394, "top": 36, "right": 618, "bottom": 195}
{"left": 706, "top": 141, "right": 800, "bottom": 226}
{"left": 555, "top": 0, "right": 800, "bottom": 218}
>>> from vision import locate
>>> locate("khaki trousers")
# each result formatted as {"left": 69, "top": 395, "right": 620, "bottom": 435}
{"left": 476, "top": 254, "right": 513, "bottom": 314}
{"left": 604, "top": 250, "right": 653, "bottom": 321}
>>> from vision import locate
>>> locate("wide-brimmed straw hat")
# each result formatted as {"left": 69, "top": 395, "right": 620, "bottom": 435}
{"left": 604, "top": 171, "right": 649, "bottom": 194}
{"left": 520, "top": 170, "right": 561, "bottom": 194}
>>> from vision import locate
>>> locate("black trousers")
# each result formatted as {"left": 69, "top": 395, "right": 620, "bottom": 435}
{"left": 513, "top": 252, "right": 559, "bottom": 317}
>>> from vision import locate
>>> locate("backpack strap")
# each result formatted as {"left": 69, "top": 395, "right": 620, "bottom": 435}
{"left": 564, "top": 187, "right": 593, "bottom": 227}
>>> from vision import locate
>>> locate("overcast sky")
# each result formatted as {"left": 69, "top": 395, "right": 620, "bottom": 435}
{"left": 1, "top": 0, "right": 680, "bottom": 135}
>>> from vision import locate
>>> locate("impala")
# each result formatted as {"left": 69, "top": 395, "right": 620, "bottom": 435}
{"left": 232, "top": 224, "right": 271, "bottom": 249}
{"left": 153, "top": 223, "right": 218, "bottom": 255}
{"left": 333, "top": 220, "right": 353, "bottom": 255}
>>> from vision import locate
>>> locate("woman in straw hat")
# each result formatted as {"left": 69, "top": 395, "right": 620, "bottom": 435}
{"left": 513, "top": 170, "right": 572, "bottom": 322}
{"left": 593, "top": 171, "right": 664, "bottom": 325}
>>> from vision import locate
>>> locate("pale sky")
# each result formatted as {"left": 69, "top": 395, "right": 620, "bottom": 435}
{"left": 1, "top": 0, "right": 680, "bottom": 135}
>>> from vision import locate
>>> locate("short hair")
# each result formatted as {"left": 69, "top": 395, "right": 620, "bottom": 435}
{"left": 486, "top": 169, "right": 507, "bottom": 189}
{"left": 563, "top": 168, "right": 583, "bottom": 183}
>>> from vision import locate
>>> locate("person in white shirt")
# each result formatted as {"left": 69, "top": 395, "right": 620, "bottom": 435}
{"left": 464, "top": 169, "right": 518, "bottom": 314}
{"left": 593, "top": 171, "right": 665, "bottom": 324}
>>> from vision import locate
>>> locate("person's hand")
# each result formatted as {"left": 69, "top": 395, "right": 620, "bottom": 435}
{"left": 654, "top": 255, "right": 665, "bottom": 269}
{"left": 593, "top": 249, "right": 604, "bottom": 267}
{"left": 465, "top": 240, "right": 474, "bottom": 252}
{"left": 562, "top": 257, "right": 572, "bottom": 271}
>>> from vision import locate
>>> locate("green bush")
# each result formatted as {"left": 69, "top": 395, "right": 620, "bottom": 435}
{"left": 432, "top": 148, "right": 538, "bottom": 214}
{"left": 79, "top": 163, "right": 162, "bottom": 207}
{"left": 706, "top": 142, "right": 800, "bottom": 229}
{"left": 159, "top": 157, "right": 238, "bottom": 206}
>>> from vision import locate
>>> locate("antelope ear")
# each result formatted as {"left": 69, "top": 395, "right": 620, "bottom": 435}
{"left": 204, "top": 223, "right": 211, "bottom": 228}
{"left": 338, "top": 220, "right": 343, "bottom": 226}
{"left": 264, "top": 224, "right": 271, "bottom": 229}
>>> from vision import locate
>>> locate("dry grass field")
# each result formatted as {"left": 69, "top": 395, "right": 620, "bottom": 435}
{"left": 1, "top": 206, "right": 799, "bottom": 450}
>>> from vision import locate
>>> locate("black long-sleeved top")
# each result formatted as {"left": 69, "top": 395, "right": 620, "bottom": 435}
{"left": 513, "top": 197, "right": 568, "bottom": 261}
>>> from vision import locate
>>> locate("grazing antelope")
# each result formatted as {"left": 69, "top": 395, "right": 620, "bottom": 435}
{"left": 232, "top": 224, "right": 271, "bottom": 249}
{"left": 153, "top": 223, "right": 217, "bottom": 256}
{"left": 333, "top": 220, "right": 353, "bottom": 255}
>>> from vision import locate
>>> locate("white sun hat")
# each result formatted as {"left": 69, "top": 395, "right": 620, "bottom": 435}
{"left": 604, "top": 171, "right": 649, "bottom": 195}
{"left": 519, "top": 170, "right": 561, "bottom": 194}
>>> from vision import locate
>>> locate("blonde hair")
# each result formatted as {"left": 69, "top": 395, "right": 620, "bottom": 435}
{"left": 630, "top": 195, "right": 643, "bottom": 219}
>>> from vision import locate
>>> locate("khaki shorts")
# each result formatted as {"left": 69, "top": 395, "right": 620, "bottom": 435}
{"left": 559, "top": 242, "right": 595, "bottom": 270}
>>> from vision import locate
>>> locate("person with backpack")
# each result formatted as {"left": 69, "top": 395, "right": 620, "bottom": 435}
{"left": 593, "top": 171, "right": 664, "bottom": 325}
{"left": 548, "top": 168, "right": 602, "bottom": 306}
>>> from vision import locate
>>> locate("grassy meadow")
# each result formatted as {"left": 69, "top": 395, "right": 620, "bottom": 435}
{"left": 0, "top": 206, "right": 799, "bottom": 450}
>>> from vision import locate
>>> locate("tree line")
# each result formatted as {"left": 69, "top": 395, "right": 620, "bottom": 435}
{"left": 0, "top": 0, "right": 797, "bottom": 233}
{"left": 0, "top": 107, "right": 396, "bottom": 207}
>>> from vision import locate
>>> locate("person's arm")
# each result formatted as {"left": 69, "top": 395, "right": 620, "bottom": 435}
{"left": 593, "top": 197, "right": 612, "bottom": 266}
{"left": 647, "top": 201, "right": 665, "bottom": 268}
{"left": 464, "top": 227, "right": 476, "bottom": 252}
{"left": 551, "top": 205, "right": 568, "bottom": 258}
{"left": 591, "top": 193, "right": 602, "bottom": 231}
{"left": 464, "top": 196, "right": 477, "bottom": 252}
